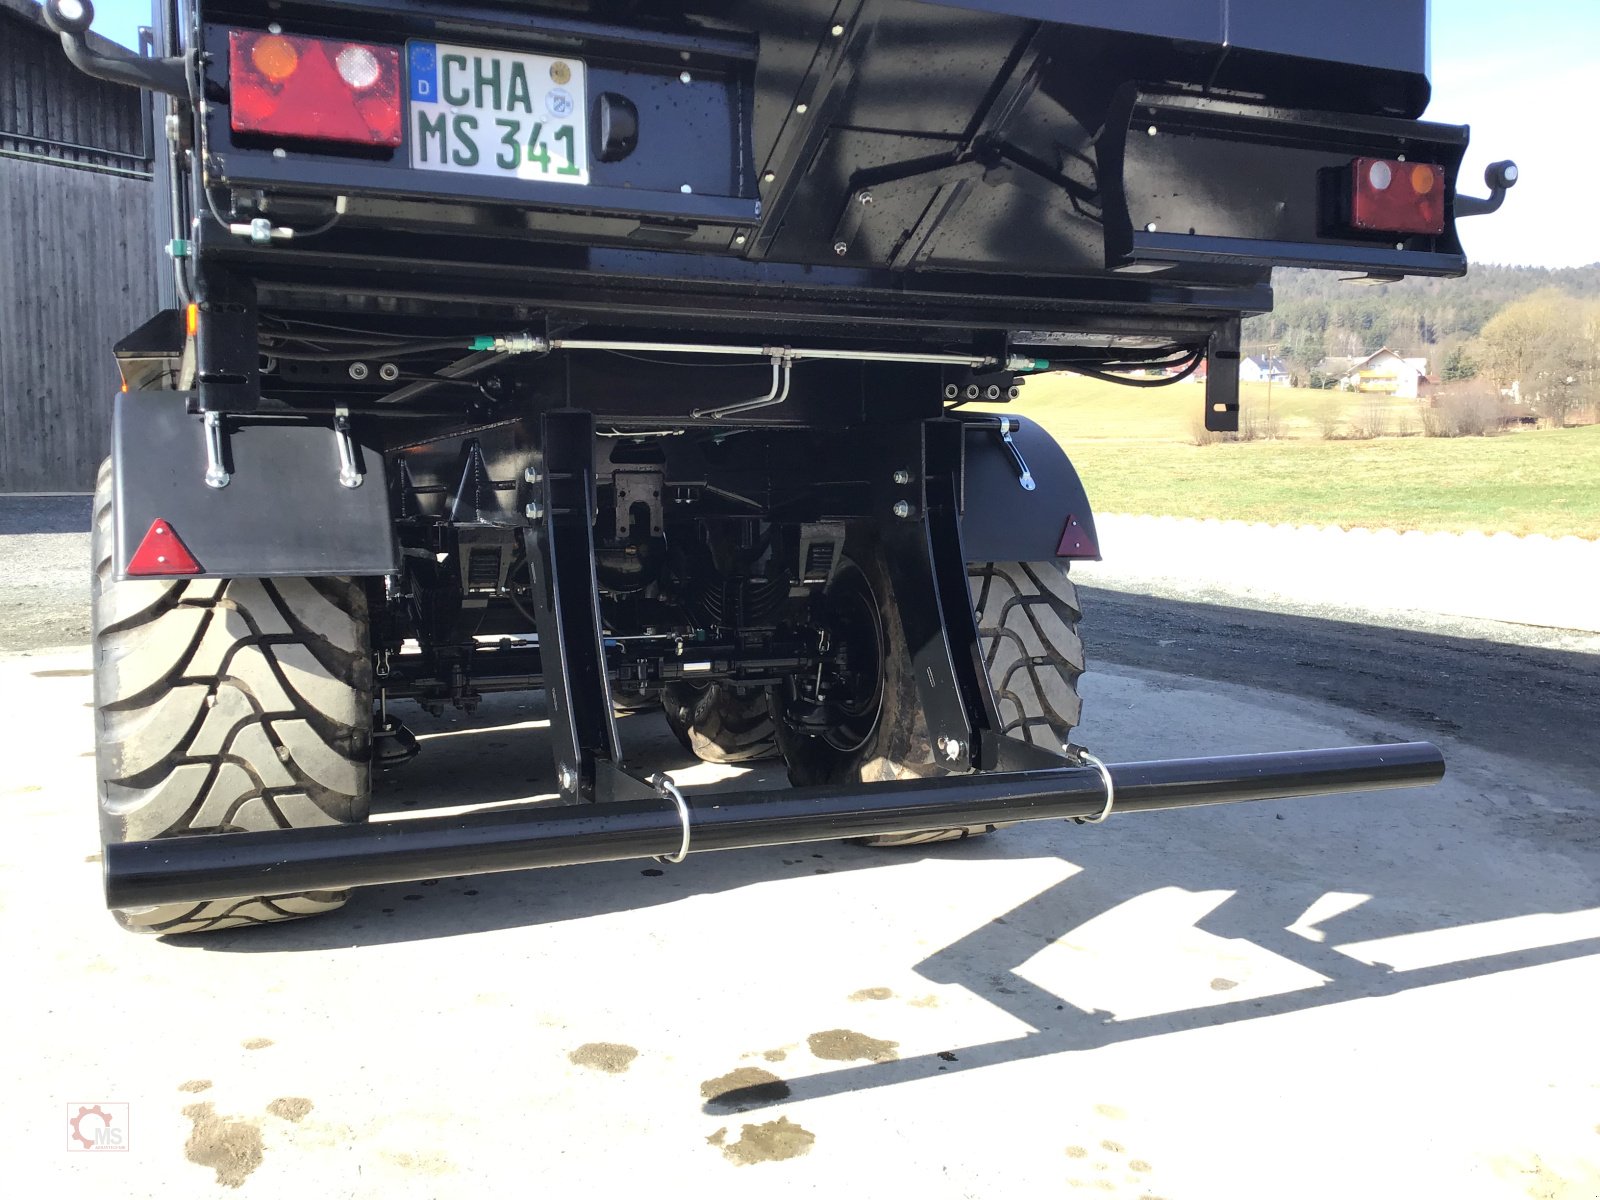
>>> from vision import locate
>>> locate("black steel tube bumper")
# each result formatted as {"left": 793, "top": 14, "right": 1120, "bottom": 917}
{"left": 104, "top": 743, "right": 1444, "bottom": 909}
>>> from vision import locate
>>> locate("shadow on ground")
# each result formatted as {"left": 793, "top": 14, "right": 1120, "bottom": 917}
{"left": 1080, "top": 585, "right": 1600, "bottom": 778}
{"left": 0, "top": 494, "right": 91, "bottom": 536}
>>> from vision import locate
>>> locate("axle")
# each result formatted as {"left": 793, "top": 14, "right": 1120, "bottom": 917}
{"left": 377, "top": 635, "right": 820, "bottom": 703}
{"left": 104, "top": 743, "right": 1444, "bottom": 909}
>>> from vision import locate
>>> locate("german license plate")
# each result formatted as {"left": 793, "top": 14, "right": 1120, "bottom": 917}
{"left": 406, "top": 41, "right": 588, "bottom": 185}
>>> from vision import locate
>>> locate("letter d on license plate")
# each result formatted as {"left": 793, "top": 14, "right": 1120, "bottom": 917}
{"left": 407, "top": 41, "right": 589, "bottom": 185}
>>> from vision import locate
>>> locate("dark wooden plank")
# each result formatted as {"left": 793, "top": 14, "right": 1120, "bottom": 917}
{"left": 0, "top": 157, "right": 158, "bottom": 491}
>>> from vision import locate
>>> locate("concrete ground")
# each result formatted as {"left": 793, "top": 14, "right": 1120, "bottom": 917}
{"left": 2, "top": 497, "right": 1598, "bottom": 1198}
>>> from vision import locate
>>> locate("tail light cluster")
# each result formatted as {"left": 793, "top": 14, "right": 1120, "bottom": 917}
{"left": 1349, "top": 156, "right": 1444, "bottom": 236}
{"left": 228, "top": 29, "right": 402, "bottom": 147}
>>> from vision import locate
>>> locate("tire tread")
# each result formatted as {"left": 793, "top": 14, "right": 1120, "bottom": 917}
{"left": 662, "top": 682, "right": 779, "bottom": 764}
{"left": 860, "top": 559, "right": 1084, "bottom": 847}
{"left": 91, "top": 460, "right": 371, "bottom": 935}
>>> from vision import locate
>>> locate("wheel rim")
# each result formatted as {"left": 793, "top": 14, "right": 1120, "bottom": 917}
{"left": 813, "top": 560, "right": 884, "bottom": 754}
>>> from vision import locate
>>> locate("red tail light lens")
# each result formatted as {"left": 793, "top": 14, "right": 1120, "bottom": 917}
{"left": 1350, "top": 156, "right": 1444, "bottom": 235}
{"left": 228, "top": 30, "right": 402, "bottom": 147}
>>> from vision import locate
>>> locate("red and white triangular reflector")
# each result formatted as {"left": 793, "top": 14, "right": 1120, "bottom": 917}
{"left": 127, "top": 518, "right": 202, "bottom": 576}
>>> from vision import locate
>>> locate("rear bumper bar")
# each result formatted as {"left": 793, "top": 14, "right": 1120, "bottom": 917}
{"left": 105, "top": 742, "right": 1444, "bottom": 910}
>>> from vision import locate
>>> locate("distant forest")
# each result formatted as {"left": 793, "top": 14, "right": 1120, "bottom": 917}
{"left": 1242, "top": 263, "right": 1600, "bottom": 371}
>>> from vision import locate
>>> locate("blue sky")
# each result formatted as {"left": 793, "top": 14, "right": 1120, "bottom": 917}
{"left": 1425, "top": 0, "right": 1600, "bottom": 267}
{"left": 77, "top": 0, "right": 1599, "bottom": 267}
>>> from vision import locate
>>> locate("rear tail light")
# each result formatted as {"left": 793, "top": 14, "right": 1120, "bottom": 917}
{"left": 1350, "top": 156, "right": 1444, "bottom": 235}
{"left": 228, "top": 29, "right": 402, "bottom": 147}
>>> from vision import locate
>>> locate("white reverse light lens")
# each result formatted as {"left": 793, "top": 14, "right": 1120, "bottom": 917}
{"left": 1367, "top": 160, "right": 1393, "bottom": 190}
{"left": 57, "top": 0, "right": 86, "bottom": 22}
{"left": 335, "top": 45, "right": 381, "bottom": 90}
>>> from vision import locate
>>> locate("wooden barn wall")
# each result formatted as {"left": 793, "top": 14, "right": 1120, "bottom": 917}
{"left": 0, "top": 156, "right": 158, "bottom": 492}
{"left": 0, "top": 7, "right": 152, "bottom": 172}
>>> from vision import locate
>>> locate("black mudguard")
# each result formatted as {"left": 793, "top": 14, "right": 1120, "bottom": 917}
{"left": 959, "top": 416, "right": 1100, "bottom": 564}
{"left": 111, "top": 393, "right": 399, "bottom": 580}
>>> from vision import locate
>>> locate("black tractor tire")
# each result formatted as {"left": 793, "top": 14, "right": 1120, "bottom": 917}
{"left": 776, "top": 548, "right": 1084, "bottom": 846}
{"left": 661, "top": 680, "right": 779, "bottom": 763}
{"left": 967, "top": 560, "right": 1086, "bottom": 753}
{"left": 773, "top": 546, "right": 923, "bottom": 788}
{"left": 611, "top": 686, "right": 661, "bottom": 717}
{"left": 92, "top": 460, "right": 373, "bottom": 934}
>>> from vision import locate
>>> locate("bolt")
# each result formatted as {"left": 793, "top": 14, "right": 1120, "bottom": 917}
{"left": 892, "top": 469, "right": 911, "bottom": 485}
{"left": 523, "top": 466, "right": 541, "bottom": 484}
{"left": 249, "top": 217, "right": 273, "bottom": 244}
{"left": 378, "top": 362, "right": 400, "bottom": 381}
{"left": 267, "top": 21, "right": 282, "bottom": 33}
{"left": 858, "top": 191, "right": 874, "bottom": 205}
{"left": 1145, "top": 222, "right": 1158, "bottom": 233}
{"left": 272, "top": 147, "right": 286, "bottom": 159}
{"left": 558, "top": 764, "right": 578, "bottom": 792}
{"left": 1008, "top": 385, "right": 1021, "bottom": 400}
{"left": 734, "top": 233, "right": 747, "bottom": 245}
{"left": 936, "top": 735, "right": 948, "bottom": 752}
{"left": 525, "top": 499, "right": 544, "bottom": 520}
{"left": 892, "top": 500, "right": 912, "bottom": 519}
{"left": 944, "top": 383, "right": 960, "bottom": 400}
{"left": 679, "top": 70, "right": 693, "bottom": 84}
{"left": 943, "top": 738, "right": 964, "bottom": 761}
{"left": 347, "top": 361, "right": 369, "bottom": 381}
{"left": 965, "top": 384, "right": 980, "bottom": 400}
{"left": 795, "top": 103, "right": 808, "bottom": 114}
{"left": 164, "top": 112, "right": 181, "bottom": 142}
{"left": 763, "top": 171, "right": 776, "bottom": 183}
{"left": 1147, "top": 124, "right": 1158, "bottom": 136}
{"left": 985, "top": 384, "right": 1002, "bottom": 400}
{"left": 833, "top": 241, "right": 848, "bottom": 255}
{"left": 680, "top": 183, "right": 693, "bottom": 194}
{"left": 831, "top": 23, "right": 845, "bottom": 35}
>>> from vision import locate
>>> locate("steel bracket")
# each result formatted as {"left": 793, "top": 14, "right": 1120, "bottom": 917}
{"left": 876, "top": 419, "right": 1010, "bottom": 771}
{"left": 1204, "top": 319, "right": 1242, "bottom": 433}
{"left": 521, "top": 409, "right": 654, "bottom": 803}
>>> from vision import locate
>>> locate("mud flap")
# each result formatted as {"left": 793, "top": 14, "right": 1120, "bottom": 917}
{"left": 959, "top": 415, "right": 1100, "bottom": 563}
{"left": 111, "top": 392, "right": 398, "bottom": 580}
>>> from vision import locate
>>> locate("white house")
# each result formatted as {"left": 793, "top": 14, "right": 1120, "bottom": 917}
{"left": 1239, "top": 354, "right": 1291, "bottom": 385}
{"left": 1335, "top": 348, "right": 1429, "bottom": 398}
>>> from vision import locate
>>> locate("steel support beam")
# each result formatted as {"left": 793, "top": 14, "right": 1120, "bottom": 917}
{"left": 104, "top": 743, "right": 1445, "bottom": 910}
{"left": 520, "top": 409, "right": 652, "bottom": 802}
{"left": 877, "top": 418, "right": 1011, "bottom": 772}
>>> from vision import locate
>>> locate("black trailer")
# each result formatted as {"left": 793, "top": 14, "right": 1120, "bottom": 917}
{"left": 46, "top": 0, "right": 1510, "bottom": 933}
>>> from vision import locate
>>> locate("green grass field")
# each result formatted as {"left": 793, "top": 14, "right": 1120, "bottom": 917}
{"left": 997, "top": 376, "right": 1600, "bottom": 538}
{"left": 1014, "top": 376, "right": 1432, "bottom": 442}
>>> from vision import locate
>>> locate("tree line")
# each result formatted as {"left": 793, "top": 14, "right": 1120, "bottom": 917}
{"left": 1244, "top": 263, "right": 1600, "bottom": 424}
